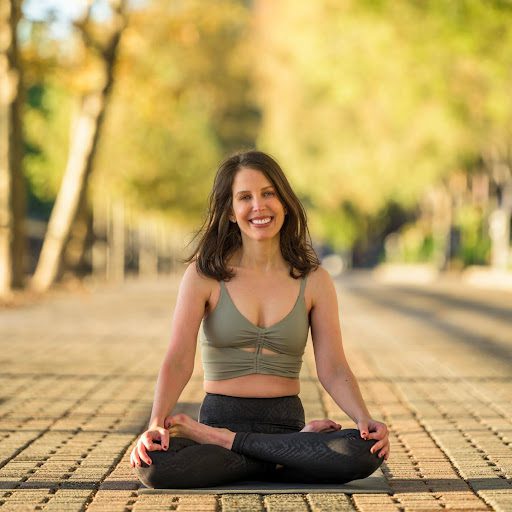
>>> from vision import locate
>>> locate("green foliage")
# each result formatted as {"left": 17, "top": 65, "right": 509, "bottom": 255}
{"left": 309, "top": 201, "right": 364, "bottom": 251}
{"left": 23, "top": 81, "right": 72, "bottom": 207}
{"left": 402, "top": 228, "right": 436, "bottom": 264}
{"left": 256, "top": 0, "right": 512, "bottom": 253}
{"left": 19, "top": 0, "right": 512, "bottom": 261}
{"left": 22, "top": 0, "right": 259, "bottom": 229}
{"left": 93, "top": 0, "right": 259, "bottom": 225}
{"left": 384, "top": 223, "right": 436, "bottom": 263}
{"left": 258, "top": 1, "right": 459, "bottom": 211}
{"left": 455, "top": 205, "right": 491, "bottom": 265}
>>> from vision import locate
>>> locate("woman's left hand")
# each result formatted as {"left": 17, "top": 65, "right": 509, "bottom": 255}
{"left": 357, "top": 417, "right": 390, "bottom": 460}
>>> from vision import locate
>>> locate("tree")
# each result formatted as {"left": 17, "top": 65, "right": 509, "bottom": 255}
{"left": 0, "top": 0, "right": 25, "bottom": 297}
{"left": 93, "top": 0, "right": 259, "bottom": 223}
{"left": 254, "top": 0, "right": 512, "bottom": 260}
{"left": 31, "top": 0, "right": 128, "bottom": 292}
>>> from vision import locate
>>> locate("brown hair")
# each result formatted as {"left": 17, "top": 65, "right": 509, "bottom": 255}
{"left": 185, "top": 150, "right": 320, "bottom": 280}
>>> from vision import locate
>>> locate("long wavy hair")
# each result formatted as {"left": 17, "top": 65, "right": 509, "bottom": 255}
{"left": 185, "top": 150, "right": 320, "bottom": 280}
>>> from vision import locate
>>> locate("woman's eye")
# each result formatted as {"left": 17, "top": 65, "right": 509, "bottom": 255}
{"left": 239, "top": 191, "right": 274, "bottom": 200}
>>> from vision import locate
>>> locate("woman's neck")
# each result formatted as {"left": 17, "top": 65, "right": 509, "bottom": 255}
{"left": 232, "top": 240, "right": 287, "bottom": 272}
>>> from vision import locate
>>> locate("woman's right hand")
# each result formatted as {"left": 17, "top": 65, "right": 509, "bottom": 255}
{"left": 130, "top": 426, "right": 169, "bottom": 468}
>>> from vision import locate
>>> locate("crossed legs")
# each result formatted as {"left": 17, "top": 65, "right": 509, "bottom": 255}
{"left": 134, "top": 414, "right": 383, "bottom": 488}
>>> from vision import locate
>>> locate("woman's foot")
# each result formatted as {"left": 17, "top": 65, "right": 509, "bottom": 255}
{"left": 164, "top": 415, "right": 341, "bottom": 466}
{"left": 165, "top": 413, "right": 236, "bottom": 450}
{"left": 300, "top": 419, "right": 342, "bottom": 433}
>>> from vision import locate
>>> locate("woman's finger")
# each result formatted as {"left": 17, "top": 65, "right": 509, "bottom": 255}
{"left": 370, "top": 440, "right": 386, "bottom": 454}
{"left": 142, "top": 433, "right": 162, "bottom": 452}
{"left": 159, "top": 428, "right": 169, "bottom": 450}
{"left": 379, "top": 444, "right": 390, "bottom": 458}
{"left": 131, "top": 446, "right": 140, "bottom": 467}
{"left": 379, "top": 440, "right": 391, "bottom": 456}
{"left": 376, "top": 424, "right": 388, "bottom": 435}
{"left": 368, "top": 429, "right": 388, "bottom": 441}
{"left": 137, "top": 442, "right": 152, "bottom": 466}
{"left": 132, "top": 446, "right": 141, "bottom": 467}
{"left": 138, "top": 447, "right": 152, "bottom": 466}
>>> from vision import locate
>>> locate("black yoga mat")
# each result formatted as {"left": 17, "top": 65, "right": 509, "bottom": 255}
{"left": 138, "top": 468, "right": 392, "bottom": 494}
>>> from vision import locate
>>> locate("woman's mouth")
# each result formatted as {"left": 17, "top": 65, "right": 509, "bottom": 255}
{"left": 249, "top": 216, "right": 273, "bottom": 227}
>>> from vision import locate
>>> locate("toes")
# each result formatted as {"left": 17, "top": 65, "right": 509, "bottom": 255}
{"left": 169, "top": 413, "right": 189, "bottom": 426}
{"left": 301, "top": 419, "right": 342, "bottom": 433}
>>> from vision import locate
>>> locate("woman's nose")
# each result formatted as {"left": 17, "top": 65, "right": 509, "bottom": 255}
{"left": 251, "top": 198, "right": 266, "bottom": 211}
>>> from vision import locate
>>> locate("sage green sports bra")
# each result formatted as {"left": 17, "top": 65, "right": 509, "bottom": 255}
{"left": 200, "top": 276, "right": 309, "bottom": 380}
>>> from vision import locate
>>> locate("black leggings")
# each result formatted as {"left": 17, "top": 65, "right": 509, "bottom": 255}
{"left": 135, "top": 393, "right": 383, "bottom": 489}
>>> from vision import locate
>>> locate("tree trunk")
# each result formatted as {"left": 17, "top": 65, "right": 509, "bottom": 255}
{"left": 0, "top": 0, "right": 24, "bottom": 298}
{"left": 106, "top": 200, "right": 125, "bottom": 282}
{"left": 483, "top": 153, "right": 512, "bottom": 270}
{"left": 63, "top": 190, "right": 94, "bottom": 277}
{"left": 31, "top": 0, "right": 128, "bottom": 292}
{"left": 427, "top": 184, "right": 452, "bottom": 270}
{"left": 489, "top": 178, "right": 512, "bottom": 270}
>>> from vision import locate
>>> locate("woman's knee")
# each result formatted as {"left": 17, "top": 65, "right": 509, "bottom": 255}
{"left": 326, "top": 429, "right": 384, "bottom": 481}
{"left": 355, "top": 439, "right": 384, "bottom": 479}
{"left": 133, "top": 437, "right": 197, "bottom": 489}
{"left": 134, "top": 439, "right": 250, "bottom": 489}
{"left": 344, "top": 431, "right": 384, "bottom": 479}
{"left": 134, "top": 450, "right": 169, "bottom": 489}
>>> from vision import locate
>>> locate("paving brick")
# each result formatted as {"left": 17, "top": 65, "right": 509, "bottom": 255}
{"left": 0, "top": 273, "right": 510, "bottom": 510}
{"left": 220, "top": 494, "right": 263, "bottom": 512}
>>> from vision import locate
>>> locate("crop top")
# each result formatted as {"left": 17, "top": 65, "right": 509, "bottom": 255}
{"left": 200, "top": 276, "right": 309, "bottom": 380}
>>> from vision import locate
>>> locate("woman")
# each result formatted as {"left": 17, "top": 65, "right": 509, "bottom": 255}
{"left": 131, "top": 150, "right": 390, "bottom": 489}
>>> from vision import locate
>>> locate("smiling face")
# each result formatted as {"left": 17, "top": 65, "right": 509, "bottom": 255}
{"left": 230, "top": 167, "right": 287, "bottom": 243}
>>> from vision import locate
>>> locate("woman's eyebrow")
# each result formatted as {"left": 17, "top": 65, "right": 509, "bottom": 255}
{"left": 235, "top": 186, "right": 274, "bottom": 196}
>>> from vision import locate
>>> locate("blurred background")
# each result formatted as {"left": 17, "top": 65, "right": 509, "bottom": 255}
{"left": 2, "top": 0, "right": 512, "bottom": 297}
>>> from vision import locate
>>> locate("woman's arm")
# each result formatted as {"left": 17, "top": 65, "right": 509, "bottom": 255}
{"left": 148, "top": 262, "right": 212, "bottom": 428}
{"left": 309, "top": 267, "right": 390, "bottom": 459}
{"left": 147, "top": 361, "right": 193, "bottom": 429}
{"left": 131, "top": 262, "right": 212, "bottom": 467}
{"left": 308, "top": 266, "right": 370, "bottom": 422}
{"left": 319, "top": 364, "right": 371, "bottom": 425}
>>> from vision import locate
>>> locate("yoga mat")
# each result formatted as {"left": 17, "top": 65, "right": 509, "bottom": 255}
{"left": 139, "top": 467, "right": 392, "bottom": 494}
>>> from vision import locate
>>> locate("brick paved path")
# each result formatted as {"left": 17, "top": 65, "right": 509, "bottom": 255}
{"left": 0, "top": 272, "right": 510, "bottom": 511}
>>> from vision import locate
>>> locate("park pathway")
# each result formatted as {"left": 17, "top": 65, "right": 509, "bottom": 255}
{"left": 0, "top": 271, "right": 511, "bottom": 511}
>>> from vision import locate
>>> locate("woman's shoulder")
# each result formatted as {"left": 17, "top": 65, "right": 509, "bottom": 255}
{"left": 305, "top": 266, "right": 335, "bottom": 302}
{"left": 180, "top": 261, "right": 219, "bottom": 301}
{"left": 306, "top": 265, "right": 331, "bottom": 285}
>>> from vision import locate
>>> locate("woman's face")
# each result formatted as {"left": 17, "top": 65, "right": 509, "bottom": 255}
{"left": 230, "top": 167, "right": 287, "bottom": 242}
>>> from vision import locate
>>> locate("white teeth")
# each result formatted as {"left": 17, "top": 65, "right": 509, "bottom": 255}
{"left": 251, "top": 217, "right": 272, "bottom": 225}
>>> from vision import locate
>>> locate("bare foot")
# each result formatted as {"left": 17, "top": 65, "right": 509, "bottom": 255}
{"left": 300, "top": 419, "right": 342, "bottom": 433}
{"left": 165, "top": 413, "right": 236, "bottom": 450}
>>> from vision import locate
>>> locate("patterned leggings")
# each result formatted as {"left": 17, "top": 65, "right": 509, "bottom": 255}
{"left": 135, "top": 393, "right": 383, "bottom": 489}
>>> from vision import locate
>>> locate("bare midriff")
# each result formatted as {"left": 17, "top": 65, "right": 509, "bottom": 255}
{"left": 204, "top": 374, "right": 300, "bottom": 398}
